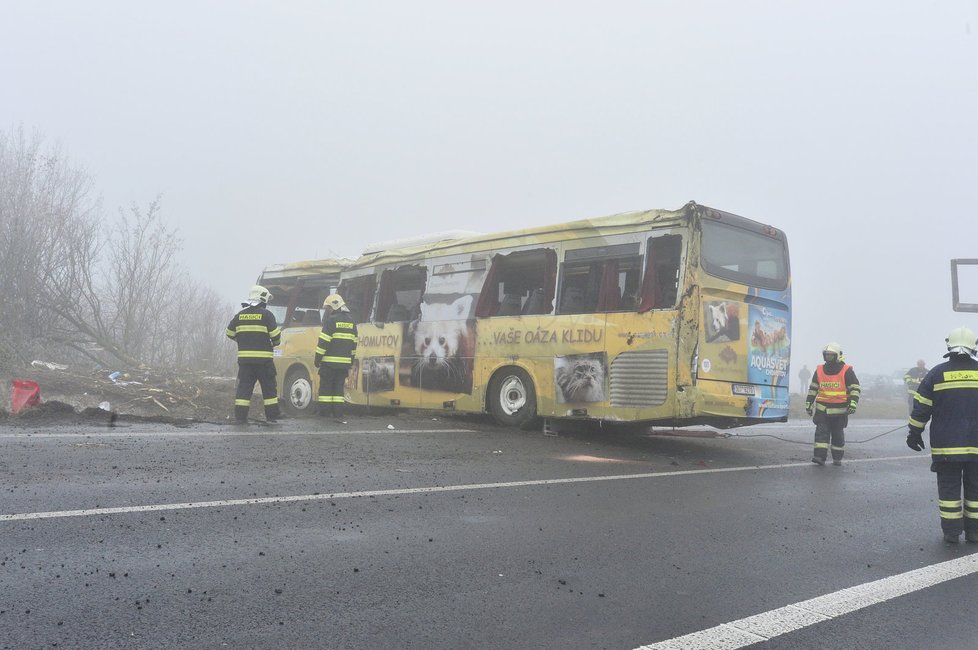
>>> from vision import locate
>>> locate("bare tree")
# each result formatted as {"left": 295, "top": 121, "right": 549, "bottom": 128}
{"left": 0, "top": 126, "right": 234, "bottom": 375}
{"left": 0, "top": 126, "right": 101, "bottom": 370}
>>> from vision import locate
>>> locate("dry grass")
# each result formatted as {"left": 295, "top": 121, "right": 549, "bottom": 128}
{"left": 788, "top": 395, "right": 908, "bottom": 420}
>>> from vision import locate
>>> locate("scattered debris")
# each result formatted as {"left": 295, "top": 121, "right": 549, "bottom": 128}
{"left": 1, "top": 365, "right": 238, "bottom": 425}
{"left": 31, "top": 360, "right": 69, "bottom": 371}
{"left": 10, "top": 400, "right": 192, "bottom": 428}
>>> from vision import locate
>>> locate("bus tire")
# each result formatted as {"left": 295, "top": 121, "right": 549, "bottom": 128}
{"left": 488, "top": 367, "right": 538, "bottom": 429}
{"left": 283, "top": 367, "right": 315, "bottom": 416}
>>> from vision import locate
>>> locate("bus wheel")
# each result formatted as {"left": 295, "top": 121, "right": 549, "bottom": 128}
{"left": 283, "top": 368, "right": 315, "bottom": 416}
{"left": 488, "top": 367, "right": 538, "bottom": 429}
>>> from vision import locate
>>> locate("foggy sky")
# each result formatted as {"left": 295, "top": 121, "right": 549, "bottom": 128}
{"left": 2, "top": 1, "right": 976, "bottom": 382}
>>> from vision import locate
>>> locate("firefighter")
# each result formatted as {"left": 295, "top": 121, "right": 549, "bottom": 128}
{"left": 906, "top": 326, "right": 978, "bottom": 544}
{"left": 225, "top": 285, "right": 281, "bottom": 423}
{"left": 903, "top": 359, "right": 928, "bottom": 413}
{"left": 805, "top": 342, "right": 860, "bottom": 466}
{"left": 315, "top": 294, "right": 358, "bottom": 422}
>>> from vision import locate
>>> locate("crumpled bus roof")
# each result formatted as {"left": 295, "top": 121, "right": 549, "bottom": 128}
{"left": 347, "top": 204, "right": 694, "bottom": 270}
{"left": 259, "top": 257, "right": 357, "bottom": 281}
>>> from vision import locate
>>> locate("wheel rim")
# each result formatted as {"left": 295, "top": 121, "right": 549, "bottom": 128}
{"left": 289, "top": 377, "right": 312, "bottom": 410}
{"left": 498, "top": 374, "right": 527, "bottom": 416}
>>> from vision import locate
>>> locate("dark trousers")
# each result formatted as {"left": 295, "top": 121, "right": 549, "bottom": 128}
{"left": 813, "top": 412, "right": 847, "bottom": 461}
{"left": 934, "top": 461, "right": 978, "bottom": 536}
{"left": 318, "top": 366, "right": 349, "bottom": 417}
{"left": 235, "top": 360, "right": 279, "bottom": 422}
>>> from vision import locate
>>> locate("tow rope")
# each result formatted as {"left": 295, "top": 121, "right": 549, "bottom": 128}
{"left": 722, "top": 423, "right": 908, "bottom": 445}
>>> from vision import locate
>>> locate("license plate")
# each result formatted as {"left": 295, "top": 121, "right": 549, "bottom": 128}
{"left": 732, "top": 384, "right": 756, "bottom": 396}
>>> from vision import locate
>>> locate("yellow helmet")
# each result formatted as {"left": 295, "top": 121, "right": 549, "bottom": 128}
{"left": 248, "top": 285, "right": 272, "bottom": 304}
{"left": 322, "top": 294, "right": 346, "bottom": 311}
{"left": 946, "top": 326, "right": 977, "bottom": 357}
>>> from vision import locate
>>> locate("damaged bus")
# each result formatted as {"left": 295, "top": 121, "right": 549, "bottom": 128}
{"left": 255, "top": 258, "right": 352, "bottom": 414}
{"left": 334, "top": 200, "right": 791, "bottom": 428}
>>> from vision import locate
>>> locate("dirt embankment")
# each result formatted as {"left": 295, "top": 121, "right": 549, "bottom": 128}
{"left": 0, "top": 364, "right": 240, "bottom": 426}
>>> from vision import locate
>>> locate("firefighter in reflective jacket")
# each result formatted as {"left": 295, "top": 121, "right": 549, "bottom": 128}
{"left": 805, "top": 342, "right": 860, "bottom": 466}
{"left": 315, "top": 294, "right": 358, "bottom": 422}
{"left": 906, "top": 326, "right": 978, "bottom": 544}
{"left": 903, "top": 359, "right": 928, "bottom": 413}
{"left": 226, "top": 285, "right": 281, "bottom": 423}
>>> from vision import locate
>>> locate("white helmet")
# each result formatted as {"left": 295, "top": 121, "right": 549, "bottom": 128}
{"left": 945, "top": 326, "right": 977, "bottom": 357}
{"left": 322, "top": 294, "right": 346, "bottom": 311}
{"left": 822, "top": 342, "right": 843, "bottom": 362}
{"left": 248, "top": 285, "right": 272, "bottom": 305}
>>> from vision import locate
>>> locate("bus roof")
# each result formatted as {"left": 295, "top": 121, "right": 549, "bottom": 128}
{"left": 257, "top": 202, "right": 781, "bottom": 278}
{"left": 346, "top": 201, "right": 723, "bottom": 270}
{"left": 258, "top": 257, "right": 356, "bottom": 281}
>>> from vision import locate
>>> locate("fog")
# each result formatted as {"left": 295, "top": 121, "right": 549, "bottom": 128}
{"left": 2, "top": 1, "right": 976, "bottom": 382}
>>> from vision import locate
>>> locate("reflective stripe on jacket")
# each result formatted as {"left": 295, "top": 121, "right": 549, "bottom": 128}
{"left": 816, "top": 363, "right": 851, "bottom": 403}
{"left": 908, "top": 357, "right": 978, "bottom": 462}
{"left": 315, "top": 313, "right": 358, "bottom": 369}
{"left": 226, "top": 305, "right": 281, "bottom": 362}
{"left": 806, "top": 362, "right": 860, "bottom": 416}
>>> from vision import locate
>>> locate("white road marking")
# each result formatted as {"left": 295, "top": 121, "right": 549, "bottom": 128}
{"left": 0, "top": 454, "right": 923, "bottom": 522}
{"left": 636, "top": 552, "right": 978, "bottom": 649}
{"left": 0, "top": 428, "right": 476, "bottom": 439}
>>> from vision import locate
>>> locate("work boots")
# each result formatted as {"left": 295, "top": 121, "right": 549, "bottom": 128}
{"left": 811, "top": 457, "right": 825, "bottom": 466}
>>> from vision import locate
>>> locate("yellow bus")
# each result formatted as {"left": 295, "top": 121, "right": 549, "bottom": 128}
{"left": 256, "top": 258, "right": 352, "bottom": 414}
{"left": 268, "top": 202, "right": 791, "bottom": 428}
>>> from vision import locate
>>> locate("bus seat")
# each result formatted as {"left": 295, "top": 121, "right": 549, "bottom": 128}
{"left": 497, "top": 293, "right": 523, "bottom": 316}
{"left": 387, "top": 303, "right": 410, "bottom": 322}
{"left": 560, "top": 287, "right": 586, "bottom": 313}
{"left": 522, "top": 288, "right": 547, "bottom": 315}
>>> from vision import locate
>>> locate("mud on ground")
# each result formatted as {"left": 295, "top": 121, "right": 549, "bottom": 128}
{"left": 0, "top": 365, "right": 241, "bottom": 427}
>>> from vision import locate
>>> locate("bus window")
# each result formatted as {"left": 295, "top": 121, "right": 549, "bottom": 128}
{"left": 700, "top": 220, "right": 788, "bottom": 290}
{"left": 639, "top": 234, "right": 683, "bottom": 311}
{"left": 376, "top": 266, "right": 427, "bottom": 322}
{"left": 265, "top": 280, "right": 335, "bottom": 328}
{"left": 558, "top": 243, "right": 643, "bottom": 314}
{"left": 475, "top": 249, "right": 556, "bottom": 318}
{"left": 558, "top": 261, "right": 601, "bottom": 314}
{"left": 338, "top": 274, "right": 377, "bottom": 324}
{"left": 607, "top": 257, "right": 643, "bottom": 311}
{"left": 261, "top": 286, "right": 291, "bottom": 324}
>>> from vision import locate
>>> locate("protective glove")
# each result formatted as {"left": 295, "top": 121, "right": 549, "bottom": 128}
{"left": 314, "top": 358, "right": 321, "bottom": 368}
{"left": 906, "top": 430, "right": 925, "bottom": 451}
{"left": 847, "top": 405, "right": 857, "bottom": 415}
{"left": 805, "top": 404, "right": 813, "bottom": 416}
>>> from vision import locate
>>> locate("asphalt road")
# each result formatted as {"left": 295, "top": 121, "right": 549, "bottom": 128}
{"left": 0, "top": 412, "right": 974, "bottom": 649}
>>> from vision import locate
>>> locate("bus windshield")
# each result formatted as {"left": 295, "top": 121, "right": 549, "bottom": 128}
{"left": 700, "top": 220, "right": 788, "bottom": 290}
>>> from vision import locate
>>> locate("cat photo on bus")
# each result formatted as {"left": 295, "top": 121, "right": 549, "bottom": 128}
{"left": 554, "top": 352, "right": 607, "bottom": 403}
{"left": 362, "top": 356, "right": 395, "bottom": 393}
{"left": 402, "top": 295, "right": 477, "bottom": 394}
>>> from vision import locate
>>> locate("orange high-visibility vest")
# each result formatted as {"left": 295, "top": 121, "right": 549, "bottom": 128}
{"left": 815, "top": 364, "right": 851, "bottom": 403}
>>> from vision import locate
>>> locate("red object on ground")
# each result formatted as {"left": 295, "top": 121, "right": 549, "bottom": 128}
{"left": 11, "top": 379, "right": 42, "bottom": 414}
